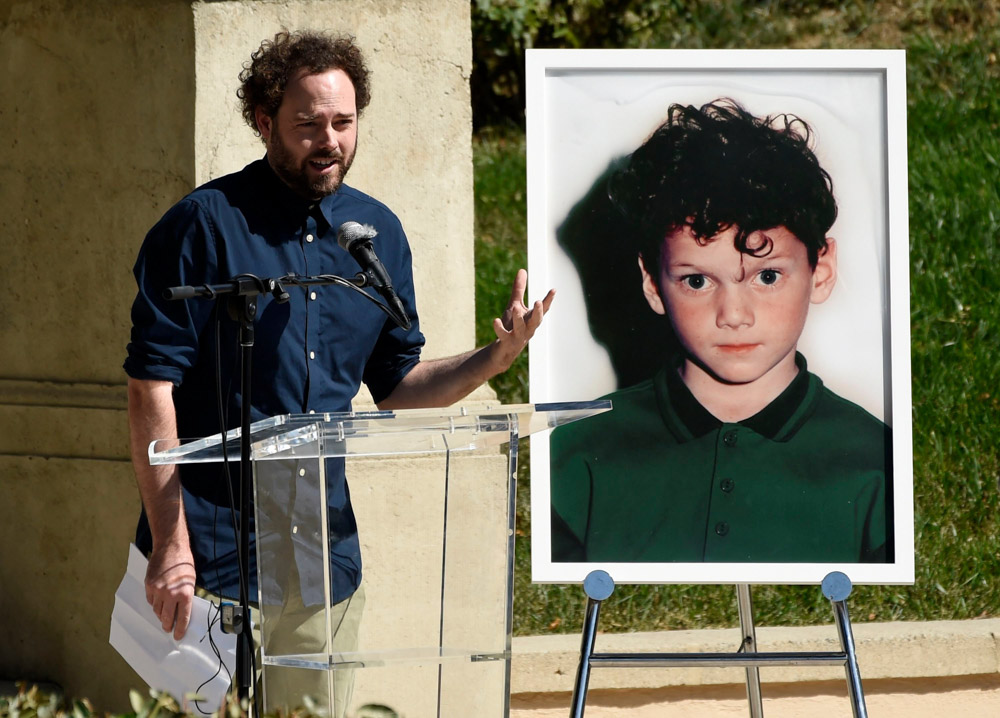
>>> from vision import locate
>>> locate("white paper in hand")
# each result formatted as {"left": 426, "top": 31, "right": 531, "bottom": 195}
{"left": 109, "top": 544, "right": 238, "bottom": 716}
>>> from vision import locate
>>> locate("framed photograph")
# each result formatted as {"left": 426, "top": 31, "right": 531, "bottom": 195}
{"left": 526, "top": 49, "right": 913, "bottom": 585}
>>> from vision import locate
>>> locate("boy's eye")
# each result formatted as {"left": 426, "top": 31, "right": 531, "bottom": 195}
{"left": 682, "top": 274, "right": 708, "bottom": 290}
{"left": 758, "top": 269, "right": 780, "bottom": 286}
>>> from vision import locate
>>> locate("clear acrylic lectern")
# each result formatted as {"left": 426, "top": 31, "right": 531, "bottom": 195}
{"left": 150, "top": 401, "right": 609, "bottom": 717}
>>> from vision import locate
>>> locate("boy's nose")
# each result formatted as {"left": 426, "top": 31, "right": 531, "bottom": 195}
{"left": 716, "top": 287, "right": 753, "bottom": 329}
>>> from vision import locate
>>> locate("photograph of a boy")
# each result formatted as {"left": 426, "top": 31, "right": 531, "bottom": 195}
{"left": 550, "top": 99, "right": 892, "bottom": 565}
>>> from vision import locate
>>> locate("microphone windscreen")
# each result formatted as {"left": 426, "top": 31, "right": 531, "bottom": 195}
{"left": 337, "top": 221, "right": 378, "bottom": 250}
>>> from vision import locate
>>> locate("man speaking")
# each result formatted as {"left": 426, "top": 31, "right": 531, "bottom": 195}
{"left": 123, "top": 29, "right": 551, "bottom": 708}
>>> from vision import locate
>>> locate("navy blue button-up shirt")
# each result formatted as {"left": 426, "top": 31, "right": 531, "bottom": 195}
{"left": 125, "top": 158, "right": 425, "bottom": 603}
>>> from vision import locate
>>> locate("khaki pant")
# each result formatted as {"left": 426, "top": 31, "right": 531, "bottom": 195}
{"left": 197, "top": 581, "right": 365, "bottom": 718}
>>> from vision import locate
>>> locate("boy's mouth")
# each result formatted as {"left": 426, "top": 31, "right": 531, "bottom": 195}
{"left": 717, "top": 343, "right": 760, "bottom": 354}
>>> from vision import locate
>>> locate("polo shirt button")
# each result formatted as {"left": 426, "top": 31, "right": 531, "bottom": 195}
{"left": 720, "top": 478, "right": 735, "bottom": 493}
{"left": 308, "top": 409, "right": 316, "bottom": 414}
{"left": 715, "top": 522, "right": 730, "bottom": 536}
{"left": 310, "top": 291, "right": 317, "bottom": 301}
{"left": 305, "top": 233, "right": 315, "bottom": 243}
{"left": 723, "top": 430, "right": 738, "bottom": 447}
{"left": 309, "top": 350, "right": 316, "bottom": 360}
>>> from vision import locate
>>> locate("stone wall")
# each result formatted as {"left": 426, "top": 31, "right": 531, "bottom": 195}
{"left": 0, "top": 0, "right": 474, "bottom": 711}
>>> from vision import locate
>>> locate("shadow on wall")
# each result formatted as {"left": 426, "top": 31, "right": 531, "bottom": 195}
{"left": 555, "top": 158, "right": 680, "bottom": 390}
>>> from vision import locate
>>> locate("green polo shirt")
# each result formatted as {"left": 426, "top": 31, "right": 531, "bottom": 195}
{"left": 550, "top": 355, "right": 891, "bottom": 564}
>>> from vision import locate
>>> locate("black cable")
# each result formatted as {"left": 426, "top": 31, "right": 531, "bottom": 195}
{"left": 215, "top": 306, "right": 242, "bottom": 571}
{"left": 192, "top": 600, "right": 231, "bottom": 715}
{"left": 216, "top": 297, "right": 261, "bottom": 718}
{"left": 214, "top": 301, "right": 250, "bottom": 705}
{"left": 277, "top": 273, "right": 405, "bottom": 326}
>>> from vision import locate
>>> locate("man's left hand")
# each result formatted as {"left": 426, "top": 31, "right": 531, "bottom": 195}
{"left": 492, "top": 268, "right": 555, "bottom": 372}
{"left": 376, "top": 268, "right": 555, "bottom": 410}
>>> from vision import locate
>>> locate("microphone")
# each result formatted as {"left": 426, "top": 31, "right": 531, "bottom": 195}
{"left": 337, "top": 221, "right": 411, "bottom": 330}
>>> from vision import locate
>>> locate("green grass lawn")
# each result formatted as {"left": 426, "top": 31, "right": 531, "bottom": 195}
{"left": 474, "top": 1, "right": 1000, "bottom": 635}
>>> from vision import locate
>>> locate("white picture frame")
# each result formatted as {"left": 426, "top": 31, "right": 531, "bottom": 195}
{"left": 527, "top": 49, "right": 913, "bottom": 585}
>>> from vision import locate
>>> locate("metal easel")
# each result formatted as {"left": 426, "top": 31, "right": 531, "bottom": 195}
{"left": 569, "top": 570, "right": 867, "bottom": 718}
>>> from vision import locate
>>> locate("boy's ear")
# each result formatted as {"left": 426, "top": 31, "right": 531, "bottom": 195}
{"left": 810, "top": 237, "right": 838, "bottom": 304}
{"left": 638, "top": 254, "right": 667, "bottom": 315}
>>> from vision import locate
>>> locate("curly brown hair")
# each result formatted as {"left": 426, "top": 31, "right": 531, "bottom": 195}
{"left": 237, "top": 30, "right": 372, "bottom": 137}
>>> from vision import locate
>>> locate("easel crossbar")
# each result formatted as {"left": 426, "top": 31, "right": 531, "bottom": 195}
{"left": 589, "top": 651, "right": 849, "bottom": 668}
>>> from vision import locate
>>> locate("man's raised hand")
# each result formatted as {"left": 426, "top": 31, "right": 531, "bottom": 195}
{"left": 492, "top": 268, "right": 555, "bottom": 372}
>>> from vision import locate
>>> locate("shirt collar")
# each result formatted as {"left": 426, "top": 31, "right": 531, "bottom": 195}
{"left": 257, "top": 156, "right": 335, "bottom": 236}
{"left": 656, "top": 352, "right": 814, "bottom": 441}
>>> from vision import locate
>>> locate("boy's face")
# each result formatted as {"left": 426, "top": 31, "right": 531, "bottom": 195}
{"left": 640, "top": 224, "right": 837, "bottom": 388}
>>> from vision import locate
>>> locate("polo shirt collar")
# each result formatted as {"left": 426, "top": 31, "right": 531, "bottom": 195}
{"left": 656, "top": 352, "right": 817, "bottom": 442}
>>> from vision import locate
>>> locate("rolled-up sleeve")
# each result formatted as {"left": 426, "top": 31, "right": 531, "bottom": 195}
{"left": 123, "top": 199, "right": 219, "bottom": 385}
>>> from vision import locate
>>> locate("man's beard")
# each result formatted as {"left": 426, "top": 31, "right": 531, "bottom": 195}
{"left": 268, "top": 131, "right": 356, "bottom": 200}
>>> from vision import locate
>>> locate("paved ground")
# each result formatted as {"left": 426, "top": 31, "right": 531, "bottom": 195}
{"left": 512, "top": 674, "right": 1000, "bottom": 717}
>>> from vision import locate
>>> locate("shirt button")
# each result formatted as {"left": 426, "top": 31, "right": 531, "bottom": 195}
{"left": 715, "top": 522, "right": 730, "bottom": 537}
{"left": 308, "top": 409, "right": 316, "bottom": 414}
{"left": 720, "top": 478, "right": 735, "bottom": 493}
{"left": 298, "top": 468, "right": 306, "bottom": 477}
{"left": 309, "top": 350, "right": 316, "bottom": 360}
{"left": 292, "top": 525, "right": 298, "bottom": 534}
{"left": 723, "top": 430, "right": 738, "bottom": 447}
{"left": 310, "top": 291, "right": 317, "bottom": 301}
{"left": 305, "top": 233, "right": 315, "bottom": 243}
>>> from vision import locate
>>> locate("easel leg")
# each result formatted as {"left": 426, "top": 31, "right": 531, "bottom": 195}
{"left": 569, "top": 571, "right": 615, "bottom": 718}
{"left": 822, "top": 572, "right": 868, "bottom": 718}
{"left": 736, "top": 584, "right": 764, "bottom": 718}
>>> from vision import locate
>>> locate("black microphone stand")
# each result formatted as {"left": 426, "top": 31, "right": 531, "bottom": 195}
{"left": 164, "top": 271, "right": 406, "bottom": 714}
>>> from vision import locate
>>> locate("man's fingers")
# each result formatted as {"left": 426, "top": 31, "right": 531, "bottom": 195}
{"left": 173, "top": 597, "right": 193, "bottom": 640}
{"left": 508, "top": 268, "right": 528, "bottom": 306}
{"left": 494, "top": 309, "right": 524, "bottom": 339}
{"left": 159, "top": 599, "right": 174, "bottom": 633}
{"left": 540, "top": 288, "right": 556, "bottom": 313}
{"left": 145, "top": 552, "right": 196, "bottom": 639}
{"left": 152, "top": 587, "right": 193, "bottom": 639}
{"left": 525, "top": 300, "right": 545, "bottom": 331}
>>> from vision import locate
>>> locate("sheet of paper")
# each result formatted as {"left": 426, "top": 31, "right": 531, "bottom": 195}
{"left": 109, "top": 544, "right": 238, "bottom": 716}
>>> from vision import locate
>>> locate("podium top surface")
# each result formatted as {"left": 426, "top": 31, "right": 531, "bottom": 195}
{"left": 149, "top": 400, "right": 610, "bottom": 465}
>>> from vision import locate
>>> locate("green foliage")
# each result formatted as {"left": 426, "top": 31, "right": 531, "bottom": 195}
{"left": 0, "top": 685, "right": 323, "bottom": 718}
{"left": 904, "top": 29, "right": 1000, "bottom": 621}
{"left": 472, "top": 2, "right": 1000, "bottom": 635}
{"left": 471, "top": 0, "right": 854, "bottom": 126}
{"left": 0, "top": 683, "right": 92, "bottom": 718}
{"left": 474, "top": 129, "right": 531, "bottom": 403}
{"left": 472, "top": 0, "right": 999, "bottom": 127}
{"left": 471, "top": 0, "right": 675, "bottom": 127}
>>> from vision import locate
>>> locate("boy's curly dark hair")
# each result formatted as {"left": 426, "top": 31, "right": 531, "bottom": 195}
{"left": 237, "top": 30, "right": 371, "bottom": 137}
{"left": 608, "top": 99, "right": 837, "bottom": 273}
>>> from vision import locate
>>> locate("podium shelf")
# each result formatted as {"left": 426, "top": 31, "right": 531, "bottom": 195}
{"left": 149, "top": 401, "right": 610, "bottom": 464}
